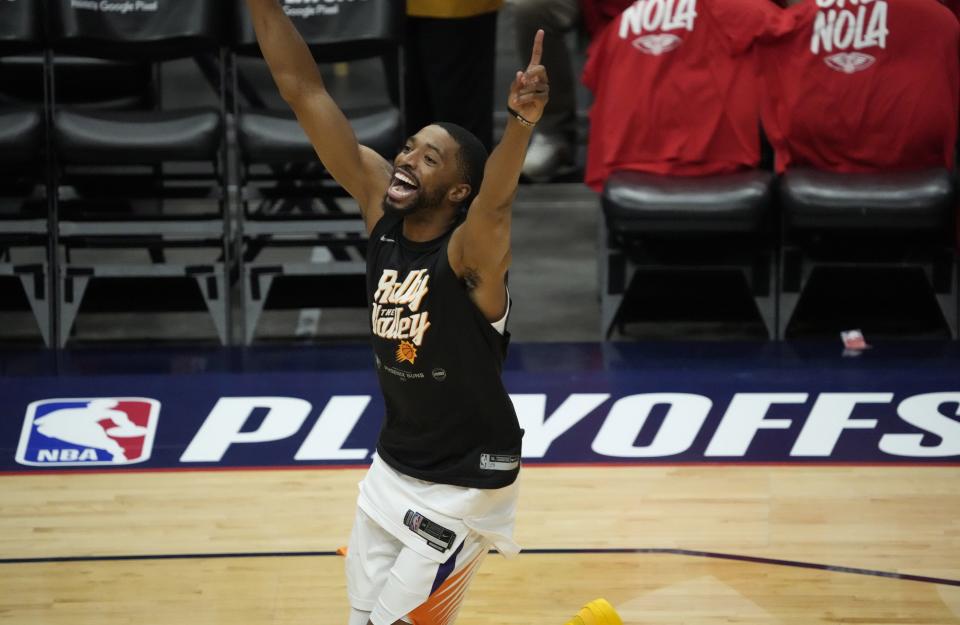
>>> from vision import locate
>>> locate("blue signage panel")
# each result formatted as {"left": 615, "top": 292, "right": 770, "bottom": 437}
{"left": 1, "top": 342, "right": 959, "bottom": 472}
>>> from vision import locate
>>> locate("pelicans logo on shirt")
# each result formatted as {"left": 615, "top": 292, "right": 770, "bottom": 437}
{"left": 823, "top": 52, "right": 876, "bottom": 74}
{"left": 811, "top": 0, "right": 889, "bottom": 74}
{"left": 372, "top": 269, "right": 432, "bottom": 363}
{"left": 632, "top": 33, "right": 683, "bottom": 56}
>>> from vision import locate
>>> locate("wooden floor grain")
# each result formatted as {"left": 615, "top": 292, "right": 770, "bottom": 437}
{"left": 2, "top": 465, "right": 959, "bottom": 624}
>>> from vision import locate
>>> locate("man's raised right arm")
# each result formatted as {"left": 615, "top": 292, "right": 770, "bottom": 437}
{"left": 245, "top": 0, "right": 390, "bottom": 232}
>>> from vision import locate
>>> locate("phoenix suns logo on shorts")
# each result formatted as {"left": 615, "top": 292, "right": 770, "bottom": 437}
{"left": 372, "top": 269, "right": 432, "bottom": 363}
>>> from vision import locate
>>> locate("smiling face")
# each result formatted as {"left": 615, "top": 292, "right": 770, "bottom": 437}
{"left": 383, "top": 125, "right": 470, "bottom": 219}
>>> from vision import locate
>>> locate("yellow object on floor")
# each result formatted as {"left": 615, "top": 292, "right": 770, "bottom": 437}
{"left": 565, "top": 598, "right": 623, "bottom": 625}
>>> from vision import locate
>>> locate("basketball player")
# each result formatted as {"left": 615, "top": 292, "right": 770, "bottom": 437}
{"left": 246, "top": 2, "right": 622, "bottom": 624}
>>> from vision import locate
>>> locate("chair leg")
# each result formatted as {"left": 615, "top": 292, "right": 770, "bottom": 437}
{"left": 236, "top": 241, "right": 248, "bottom": 348}
{"left": 59, "top": 273, "right": 90, "bottom": 348}
{"left": 195, "top": 272, "right": 229, "bottom": 346}
{"left": 953, "top": 258, "right": 960, "bottom": 339}
{"left": 596, "top": 214, "right": 606, "bottom": 298}
{"left": 923, "top": 256, "right": 958, "bottom": 339}
{"left": 598, "top": 219, "right": 623, "bottom": 339}
{"left": 244, "top": 268, "right": 277, "bottom": 345}
{"left": 223, "top": 275, "right": 234, "bottom": 347}
{"left": 937, "top": 290, "right": 958, "bottom": 339}
{"left": 601, "top": 288, "right": 623, "bottom": 340}
{"left": 17, "top": 266, "right": 51, "bottom": 348}
{"left": 778, "top": 247, "right": 808, "bottom": 340}
{"left": 600, "top": 248, "right": 627, "bottom": 340}
{"left": 221, "top": 255, "right": 234, "bottom": 347}
{"left": 749, "top": 251, "right": 777, "bottom": 340}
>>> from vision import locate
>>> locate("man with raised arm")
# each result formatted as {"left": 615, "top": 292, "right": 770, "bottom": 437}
{"left": 245, "top": 2, "right": 623, "bottom": 625}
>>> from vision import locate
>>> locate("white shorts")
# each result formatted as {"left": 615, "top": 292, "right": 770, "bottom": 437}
{"left": 345, "top": 456, "right": 520, "bottom": 625}
{"left": 346, "top": 507, "right": 490, "bottom": 625}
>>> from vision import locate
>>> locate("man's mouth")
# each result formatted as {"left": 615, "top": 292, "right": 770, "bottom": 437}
{"left": 386, "top": 169, "right": 420, "bottom": 203}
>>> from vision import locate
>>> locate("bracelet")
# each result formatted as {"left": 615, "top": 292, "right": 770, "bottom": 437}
{"left": 507, "top": 105, "right": 536, "bottom": 128}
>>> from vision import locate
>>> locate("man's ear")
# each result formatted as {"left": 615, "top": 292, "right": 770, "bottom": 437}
{"left": 448, "top": 183, "right": 471, "bottom": 204}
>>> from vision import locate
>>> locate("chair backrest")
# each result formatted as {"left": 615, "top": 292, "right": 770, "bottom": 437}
{"left": 233, "top": 0, "right": 402, "bottom": 61}
{"left": 50, "top": 0, "right": 221, "bottom": 60}
{"left": 0, "top": 0, "right": 41, "bottom": 55}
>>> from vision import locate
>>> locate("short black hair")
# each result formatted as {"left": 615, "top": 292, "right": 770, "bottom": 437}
{"left": 434, "top": 122, "right": 488, "bottom": 212}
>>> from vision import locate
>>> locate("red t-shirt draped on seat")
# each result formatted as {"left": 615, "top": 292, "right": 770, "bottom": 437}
{"left": 756, "top": 0, "right": 959, "bottom": 173}
{"left": 580, "top": 0, "right": 635, "bottom": 36}
{"left": 582, "top": 0, "right": 793, "bottom": 192}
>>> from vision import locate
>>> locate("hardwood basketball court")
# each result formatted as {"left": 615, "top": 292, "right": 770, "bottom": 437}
{"left": 1, "top": 343, "right": 958, "bottom": 624}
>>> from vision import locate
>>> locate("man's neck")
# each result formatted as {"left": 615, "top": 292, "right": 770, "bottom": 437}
{"left": 401, "top": 209, "right": 459, "bottom": 242}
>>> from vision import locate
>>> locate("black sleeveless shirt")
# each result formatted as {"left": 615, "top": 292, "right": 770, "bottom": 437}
{"left": 366, "top": 213, "right": 522, "bottom": 489}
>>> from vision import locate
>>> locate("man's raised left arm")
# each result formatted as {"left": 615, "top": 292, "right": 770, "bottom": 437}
{"left": 449, "top": 30, "right": 549, "bottom": 319}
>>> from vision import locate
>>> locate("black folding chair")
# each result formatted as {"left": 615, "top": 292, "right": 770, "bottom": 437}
{"left": 49, "top": 0, "right": 232, "bottom": 346}
{"left": 0, "top": 0, "right": 51, "bottom": 346}
{"left": 600, "top": 171, "right": 778, "bottom": 339}
{"left": 779, "top": 168, "right": 957, "bottom": 338}
{"left": 231, "top": 0, "right": 403, "bottom": 344}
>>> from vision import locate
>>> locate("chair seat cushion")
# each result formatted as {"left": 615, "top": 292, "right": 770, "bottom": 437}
{"left": 0, "top": 108, "right": 41, "bottom": 163}
{"left": 238, "top": 106, "right": 401, "bottom": 164}
{"left": 55, "top": 108, "right": 222, "bottom": 164}
{"left": 782, "top": 168, "right": 955, "bottom": 231}
{"left": 602, "top": 170, "right": 774, "bottom": 235}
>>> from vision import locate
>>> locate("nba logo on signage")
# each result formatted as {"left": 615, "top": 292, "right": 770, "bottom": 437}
{"left": 16, "top": 398, "right": 160, "bottom": 467}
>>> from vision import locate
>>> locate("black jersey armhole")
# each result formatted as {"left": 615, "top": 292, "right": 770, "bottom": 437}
{"left": 440, "top": 235, "right": 511, "bottom": 355}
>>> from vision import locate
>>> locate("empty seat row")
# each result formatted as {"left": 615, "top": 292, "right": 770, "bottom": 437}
{"left": 0, "top": 0, "right": 403, "bottom": 347}
{"left": 601, "top": 168, "right": 957, "bottom": 339}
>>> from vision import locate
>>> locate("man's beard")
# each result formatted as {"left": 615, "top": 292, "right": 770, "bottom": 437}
{"left": 382, "top": 184, "right": 447, "bottom": 219}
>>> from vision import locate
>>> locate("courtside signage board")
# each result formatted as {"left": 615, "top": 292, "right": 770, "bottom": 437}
{"left": 1, "top": 344, "right": 959, "bottom": 471}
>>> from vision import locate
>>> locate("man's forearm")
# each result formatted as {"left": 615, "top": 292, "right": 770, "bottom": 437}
{"left": 478, "top": 117, "right": 535, "bottom": 211}
{"left": 245, "top": 0, "right": 325, "bottom": 103}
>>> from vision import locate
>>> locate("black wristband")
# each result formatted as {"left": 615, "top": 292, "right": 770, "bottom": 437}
{"left": 507, "top": 105, "right": 536, "bottom": 128}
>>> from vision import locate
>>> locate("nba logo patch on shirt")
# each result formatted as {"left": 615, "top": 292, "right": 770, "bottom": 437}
{"left": 16, "top": 398, "right": 160, "bottom": 467}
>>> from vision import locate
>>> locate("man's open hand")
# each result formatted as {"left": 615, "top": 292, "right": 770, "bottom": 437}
{"left": 508, "top": 29, "right": 549, "bottom": 126}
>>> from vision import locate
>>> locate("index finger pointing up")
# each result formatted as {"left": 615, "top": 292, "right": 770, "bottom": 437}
{"left": 528, "top": 28, "right": 544, "bottom": 68}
